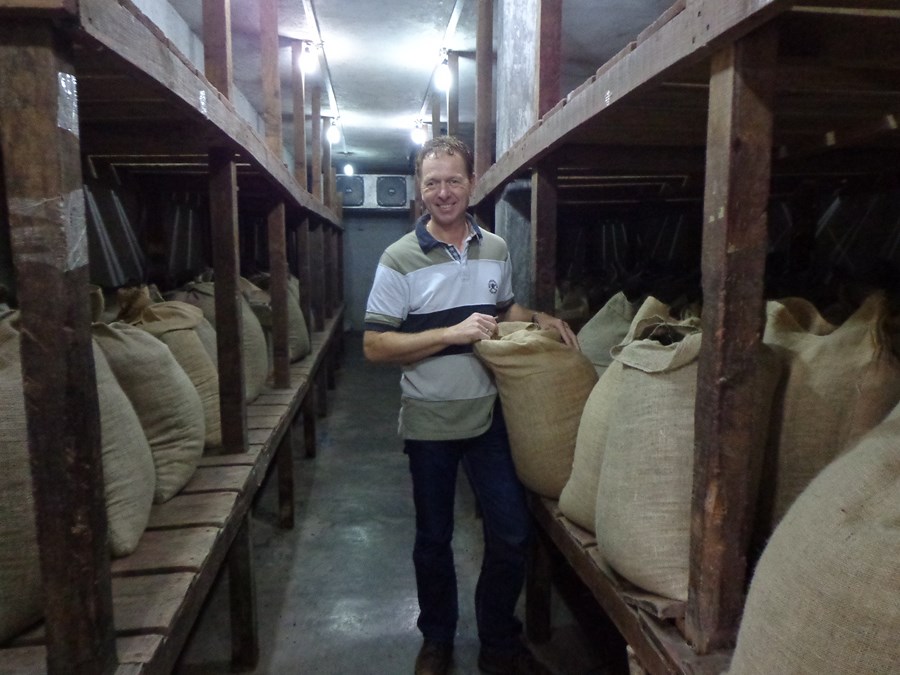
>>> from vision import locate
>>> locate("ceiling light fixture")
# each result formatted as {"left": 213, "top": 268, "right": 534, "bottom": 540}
{"left": 435, "top": 50, "right": 452, "bottom": 92}
{"left": 343, "top": 163, "right": 354, "bottom": 176}
{"left": 299, "top": 40, "right": 318, "bottom": 74}
{"left": 411, "top": 120, "right": 427, "bottom": 145}
{"left": 327, "top": 118, "right": 341, "bottom": 144}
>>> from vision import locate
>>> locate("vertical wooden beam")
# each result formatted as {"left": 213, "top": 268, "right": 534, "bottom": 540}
{"left": 447, "top": 51, "right": 459, "bottom": 136}
{"left": 302, "top": 389, "right": 317, "bottom": 458}
{"left": 208, "top": 146, "right": 248, "bottom": 454}
{"left": 0, "top": 22, "right": 116, "bottom": 674}
{"left": 310, "top": 86, "right": 323, "bottom": 200}
{"left": 309, "top": 221, "right": 325, "bottom": 331}
{"left": 291, "top": 41, "right": 307, "bottom": 189}
{"left": 324, "top": 226, "right": 335, "bottom": 317}
{"left": 535, "top": 0, "right": 562, "bottom": 118}
{"left": 322, "top": 131, "right": 333, "bottom": 208}
{"left": 277, "top": 423, "right": 295, "bottom": 528}
{"left": 475, "top": 0, "right": 494, "bottom": 178}
{"left": 268, "top": 201, "right": 290, "bottom": 388}
{"left": 202, "top": 0, "right": 233, "bottom": 99}
{"left": 295, "top": 217, "right": 313, "bottom": 330}
{"left": 687, "top": 25, "right": 778, "bottom": 654}
{"left": 227, "top": 515, "right": 259, "bottom": 669}
{"left": 431, "top": 92, "right": 441, "bottom": 138}
{"left": 526, "top": 523, "right": 553, "bottom": 643}
{"left": 531, "top": 162, "right": 557, "bottom": 312}
{"left": 336, "top": 228, "right": 344, "bottom": 306}
{"left": 260, "top": 0, "right": 283, "bottom": 156}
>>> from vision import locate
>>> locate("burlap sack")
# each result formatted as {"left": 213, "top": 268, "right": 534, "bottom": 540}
{"left": 139, "top": 301, "right": 222, "bottom": 450}
{"left": 761, "top": 291, "right": 900, "bottom": 528}
{"left": 240, "top": 275, "right": 311, "bottom": 362}
{"left": 0, "top": 313, "right": 41, "bottom": 642}
{"left": 596, "top": 316, "right": 780, "bottom": 601}
{"left": 730, "top": 401, "right": 900, "bottom": 675}
{"left": 92, "top": 341, "right": 156, "bottom": 556}
{"left": 560, "top": 296, "right": 675, "bottom": 532}
{"left": 576, "top": 292, "right": 642, "bottom": 376}
{"left": 93, "top": 322, "right": 205, "bottom": 503}
{"left": 474, "top": 322, "right": 598, "bottom": 498}
{"left": 168, "top": 281, "right": 268, "bottom": 402}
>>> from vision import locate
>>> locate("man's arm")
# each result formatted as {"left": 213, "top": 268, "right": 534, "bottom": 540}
{"left": 363, "top": 312, "right": 500, "bottom": 365}
{"left": 498, "top": 302, "right": 579, "bottom": 349}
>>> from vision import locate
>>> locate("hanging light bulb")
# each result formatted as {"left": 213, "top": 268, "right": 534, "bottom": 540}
{"left": 435, "top": 54, "right": 452, "bottom": 92}
{"left": 343, "top": 163, "right": 354, "bottom": 176}
{"left": 327, "top": 118, "right": 341, "bottom": 144}
{"left": 410, "top": 120, "right": 427, "bottom": 145}
{"left": 300, "top": 41, "right": 318, "bottom": 74}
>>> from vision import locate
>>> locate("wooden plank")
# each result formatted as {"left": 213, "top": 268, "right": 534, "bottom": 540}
{"left": 117, "top": 635, "right": 164, "bottom": 665}
{"left": 110, "top": 528, "right": 220, "bottom": 575}
{"left": 310, "top": 222, "right": 326, "bottom": 331}
{"left": 277, "top": 424, "right": 295, "bottom": 528}
{"left": 247, "top": 403, "right": 290, "bottom": 417}
{"left": 474, "top": 0, "right": 493, "bottom": 178}
{"left": 0, "top": 0, "right": 75, "bottom": 15}
{"left": 259, "top": 0, "right": 282, "bottom": 155}
{"left": 209, "top": 146, "right": 249, "bottom": 454}
{"left": 687, "top": 25, "right": 777, "bottom": 654}
{"left": 637, "top": 0, "right": 686, "bottom": 44}
{"left": 248, "top": 415, "right": 283, "bottom": 429}
{"left": 471, "top": 0, "right": 793, "bottom": 205}
{"left": 295, "top": 217, "right": 313, "bottom": 330}
{"left": 180, "top": 466, "right": 252, "bottom": 493}
{"left": 111, "top": 574, "right": 195, "bottom": 633}
{"left": 196, "top": 449, "right": 259, "bottom": 467}
{"left": 0, "top": 21, "right": 117, "bottom": 674}
{"left": 202, "top": 0, "right": 232, "bottom": 99}
{"left": 146, "top": 492, "right": 238, "bottom": 529}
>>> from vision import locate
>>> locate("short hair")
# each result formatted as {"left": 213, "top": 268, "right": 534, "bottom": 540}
{"left": 415, "top": 135, "right": 474, "bottom": 180}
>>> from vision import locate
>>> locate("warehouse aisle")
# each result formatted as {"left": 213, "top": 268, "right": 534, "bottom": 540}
{"left": 176, "top": 332, "right": 622, "bottom": 675}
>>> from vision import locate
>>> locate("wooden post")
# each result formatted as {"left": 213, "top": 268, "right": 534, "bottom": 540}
{"left": 310, "top": 86, "right": 323, "bottom": 200}
{"left": 208, "top": 146, "right": 249, "bottom": 454}
{"left": 536, "top": 0, "right": 562, "bottom": 118}
{"left": 291, "top": 41, "right": 307, "bottom": 189}
{"left": 203, "top": 0, "right": 233, "bottom": 99}
{"left": 322, "top": 129, "right": 333, "bottom": 208}
{"left": 260, "top": 0, "right": 283, "bottom": 157}
{"left": 526, "top": 523, "right": 553, "bottom": 643}
{"left": 687, "top": 25, "right": 778, "bottom": 653}
{"left": 531, "top": 162, "right": 557, "bottom": 312}
{"left": 0, "top": 21, "right": 117, "bottom": 674}
{"left": 295, "top": 217, "right": 313, "bottom": 331}
{"left": 228, "top": 515, "right": 259, "bottom": 668}
{"left": 475, "top": 0, "right": 494, "bottom": 178}
{"left": 447, "top": 51, "right": 459, "bottom": 136}
{"left": 309, "top": 221, "right": 325, "bottom": 331}
{"left": 302, "top": 389, "right": 317, "bottom": 458}
{"left": 268, "top": 201, "right": 290, "bottom": 388}
{"left": 431, "top": 91, "right": 441, "bottom": 138}
{"left": 324, "top": 227, "right": 335, "bottom": 318}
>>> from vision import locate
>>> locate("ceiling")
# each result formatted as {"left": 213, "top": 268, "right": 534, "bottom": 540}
{"left": 166, "top": 0, "right": 674, "bottom": 176}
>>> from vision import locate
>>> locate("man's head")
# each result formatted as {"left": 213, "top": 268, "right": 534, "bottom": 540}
{"left": 415, "top": 135, "right": 475, "bottom": 182}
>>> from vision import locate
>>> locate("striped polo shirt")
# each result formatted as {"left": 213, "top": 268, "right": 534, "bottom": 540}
{"left": 365, "top": 214, "right": 514, "bottom": 440}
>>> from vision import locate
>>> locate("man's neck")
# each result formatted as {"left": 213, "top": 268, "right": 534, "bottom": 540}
{"left": 426, "top": 218, "right": 469, "bottom": 250}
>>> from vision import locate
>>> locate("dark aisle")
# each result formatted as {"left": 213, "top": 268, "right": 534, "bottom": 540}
{"left": 175, "top": 332, "right": 619, "bottom": 674}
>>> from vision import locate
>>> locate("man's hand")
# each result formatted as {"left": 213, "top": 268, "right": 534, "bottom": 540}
{"left": 446, "top": 312, "right": 498, "bottom": 344}
{"left": 533, "top": 312, "right": 580, "bottom": 350}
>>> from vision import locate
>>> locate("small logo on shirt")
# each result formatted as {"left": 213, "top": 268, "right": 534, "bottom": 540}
{"left": 488, "top": 280, "right": 498, "bottom": 294}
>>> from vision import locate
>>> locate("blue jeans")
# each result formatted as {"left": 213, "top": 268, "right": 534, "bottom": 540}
{"left": 405, "top": 407, "right": 530, "bottom": 652}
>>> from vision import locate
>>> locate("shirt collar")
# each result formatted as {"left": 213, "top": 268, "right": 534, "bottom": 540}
{"left": 415, "top": 213, "right": 483, "bottom": 253}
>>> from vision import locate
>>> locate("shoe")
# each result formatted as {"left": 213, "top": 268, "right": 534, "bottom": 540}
{"left": 415, "top": 640, "right": 453, "bottom": 675}
{"left": 478, "top": 644, "right": 552, "bottom": 675}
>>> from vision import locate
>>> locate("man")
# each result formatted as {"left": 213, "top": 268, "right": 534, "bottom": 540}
{"left": 364, "top": 136, "right": 577, "bottom": 675}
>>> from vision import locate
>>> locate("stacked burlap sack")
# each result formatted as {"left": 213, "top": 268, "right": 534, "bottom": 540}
{"left": 555, "top": 289, "right": 900, "bottom": 614}
{"left": 729, "top": 397, "right": 900, "bottom": 675}
{"left": 244, "top": 272, "right": 311, "bottom": 362}
{"left": 474, "top": 322, "right": 598, "bottom": 498}
{"left": 167, "top": 280, "right": 269, "bottom": 402}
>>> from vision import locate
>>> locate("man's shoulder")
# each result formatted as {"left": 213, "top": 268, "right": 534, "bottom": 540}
{"left": 380, "top": 230, "right": 427, "bottom": 274}
{"left": 474, "top": 228, "right": 509, "bottom": 260}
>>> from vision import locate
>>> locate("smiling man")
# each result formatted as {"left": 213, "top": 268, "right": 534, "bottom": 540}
{"left": 364, "top": 136, "right": 576, "bottom": 675}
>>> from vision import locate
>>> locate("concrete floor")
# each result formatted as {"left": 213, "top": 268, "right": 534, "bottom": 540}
{"left": 175, "top": 332, "right": 626, "bottom": 675}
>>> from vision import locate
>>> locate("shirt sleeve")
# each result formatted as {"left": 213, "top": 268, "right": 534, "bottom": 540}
{"left": 364, "top": 259, "right": 408, "bottom": 332}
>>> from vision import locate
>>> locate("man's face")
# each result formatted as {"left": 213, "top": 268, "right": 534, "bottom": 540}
{"left": 419, "top": 151, "right": 474, "bottom": 229}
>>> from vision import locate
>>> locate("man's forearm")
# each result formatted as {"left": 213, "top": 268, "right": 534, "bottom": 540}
{"left": 363, "top": 328, "right": 449, "bottom": 365}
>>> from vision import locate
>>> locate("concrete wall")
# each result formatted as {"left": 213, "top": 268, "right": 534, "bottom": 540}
{"left": 342, "top": 211, "right": 413, "bottom": 331}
